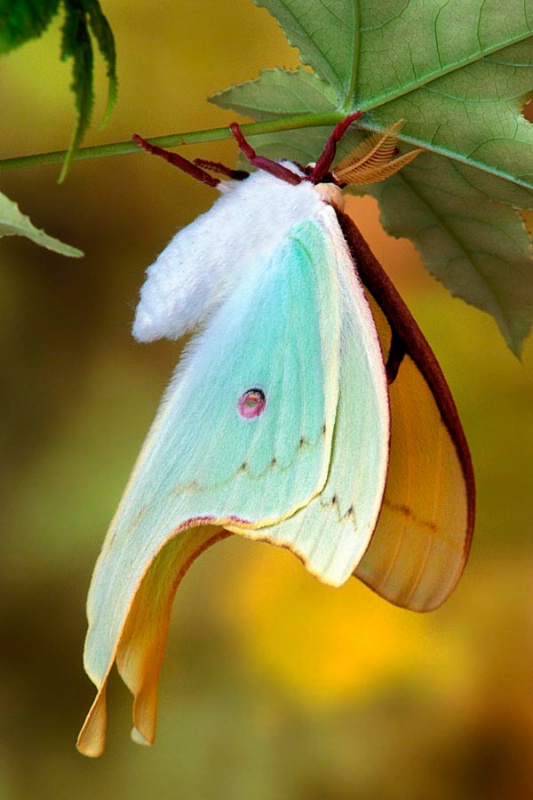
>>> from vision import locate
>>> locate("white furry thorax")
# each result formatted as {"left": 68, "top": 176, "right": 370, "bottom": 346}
{"left": 132, "top": 168, "right": 345, "bottom": 342}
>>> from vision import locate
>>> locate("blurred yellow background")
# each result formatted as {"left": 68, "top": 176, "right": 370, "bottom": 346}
{"left": 1, "top": 2, "right": 532, "bottom": 798}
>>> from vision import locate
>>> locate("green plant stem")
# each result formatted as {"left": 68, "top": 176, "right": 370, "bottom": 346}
{"left": 0, "top": 113, "right": 345, "bottom": 172}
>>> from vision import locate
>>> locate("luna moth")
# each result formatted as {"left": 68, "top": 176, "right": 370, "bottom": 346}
{"left": 77, "top": 115, "right": 475, "bottom": 757}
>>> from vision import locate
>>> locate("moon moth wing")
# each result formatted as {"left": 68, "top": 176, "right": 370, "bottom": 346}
{"left": 77, "top": 526, "right": 228, "bottom": 756}
{"left": 78, "top": 213, "right": 344, "bottom": 755}
{"left": 77, "top": 208, "right": 392, "bottom": 756}
{"left": 338, "top": 213, "right": 475, "bottom": 611}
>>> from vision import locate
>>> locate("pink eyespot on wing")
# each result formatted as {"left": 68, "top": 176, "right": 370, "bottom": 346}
{"left": 238, "top": 388, "right": 266, "bottom": 419}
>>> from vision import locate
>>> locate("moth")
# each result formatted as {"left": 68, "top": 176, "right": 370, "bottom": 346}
{"left": 77, "top": 115, "right": 474, "bottom": 756}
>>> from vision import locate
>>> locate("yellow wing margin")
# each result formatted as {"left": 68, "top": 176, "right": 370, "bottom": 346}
{"left": 77, "top": 525, "right": 229, "bottom": 756}
{"left": 338, "top": 213, "right": 475, "bottom": 612}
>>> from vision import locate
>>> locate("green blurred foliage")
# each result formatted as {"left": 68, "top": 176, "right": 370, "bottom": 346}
{"left": 1, "top": 2, "right": 532, "bottom": 798}
{"left": 0, "top": 0, "right": 60, "bottom": 54}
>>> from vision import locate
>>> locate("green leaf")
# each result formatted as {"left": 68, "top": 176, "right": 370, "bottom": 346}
{"left": 256, "top": 0, "right": 533, "bottom": 110}
{"left": 211, "top": 67, "right": 337, "bottom": 120}
{"left": 213, "top": 0, "right": 533, "bottom": 352}
{"left": 252, "top": 0, "right": 359, "bottom": 101}
{"left": 59, "top": 0, "right": 118, "bottom": 181}
{"left": 0, "top": 0, "right": 60, "bottom": 54}
{"left": 366, "top": 155, "right": 533, "bottom": 355}
{"left": 221, "top": 5, "right": 533, "bottom": 190}
{"left": 370, "top": 39, "right": 533, "bottom": 193}
{"left": 0, "top": 191, "right": 83, "bottom": 257}
{"left": 83, "top": 0, "right": 118, "bottom": 127}
{"left": 60, "top": 0, "right": 94, "bottom": 180}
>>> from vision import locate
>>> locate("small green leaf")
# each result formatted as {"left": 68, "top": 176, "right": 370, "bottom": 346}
{"left": 83, "top": 0, "right": 118, "bottom": 127}
{"left": 0, "top": 191, "right": 83, "bottom": 257}
{"left": 211, "top": 67, "right": 337, "bottom": 120}
{"left": 0, "top": 0, "right": 60, "bottom": 54}
{"left": 59, "top": 0, "right": 117, "bottom": 181}
{"left": 60, "top": 0, "right": 94, "bottom": 180}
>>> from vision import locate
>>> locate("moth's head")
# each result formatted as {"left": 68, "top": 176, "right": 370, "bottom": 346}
{"left": 217, "top": 156, "right": 346, "bottom": 213}
{"left": 312, "top": 182, "right": 345, "bottom": 213}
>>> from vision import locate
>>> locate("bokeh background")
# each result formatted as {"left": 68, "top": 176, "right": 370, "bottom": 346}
{"left": 1, "top": 2, "right": 533, "bottom": 798}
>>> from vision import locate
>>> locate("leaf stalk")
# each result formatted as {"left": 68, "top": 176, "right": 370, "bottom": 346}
{"left": 0, "top": 113, "right": 346, "bottom": 173}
